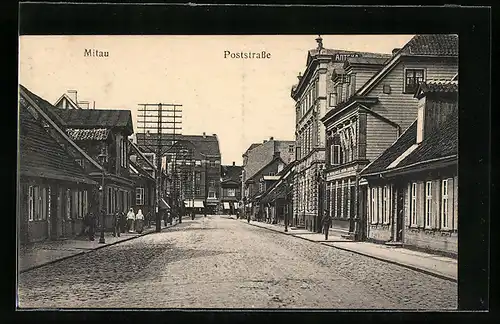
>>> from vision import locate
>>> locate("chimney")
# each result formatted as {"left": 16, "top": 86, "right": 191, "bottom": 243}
{"left": 269, "top": 136, "right": 274, "bottom": 141}
{"left": 392, "top": 48, "right": 401, "bottom": 55}
{"left": 297, "top": 72, "right": 302, "bottom": 81}
{"left": 232, "top": 161, "right": 235, "bottom": 166}
{"left": 263, "top": 140, "right": 267, "bottom": 143}
{"left": 67, "top": 90, "right": 78, "bottom": 105}
{"left": 203, "top": 132, "right": 206, "bottom": 138}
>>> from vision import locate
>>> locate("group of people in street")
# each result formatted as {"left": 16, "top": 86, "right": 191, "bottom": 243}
{"left": 80, "top": 208, "right": 151, "bottom": 241}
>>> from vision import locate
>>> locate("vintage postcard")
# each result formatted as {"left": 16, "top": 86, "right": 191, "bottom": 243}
{"left": 17, "top": 33, "right": 459, "bottom": 310}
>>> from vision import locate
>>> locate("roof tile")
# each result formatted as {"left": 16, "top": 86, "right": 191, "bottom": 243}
{"left": 400, "top": 34, "right": 458, "bottom": 56}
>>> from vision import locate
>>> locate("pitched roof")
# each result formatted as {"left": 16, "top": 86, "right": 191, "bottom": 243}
{"left": 357, "top": 34, "right": 458, "bottom": 96}
{"left": 415, "top": 80, "right": 458, "bottom": 98}
{"left": 19, "top": 85, "right": 67, "bottom": 126}
{"left": 221, "top": 165, "right": 242, "bottom": 183}
{"left": 66, "top": 128, "right": 110, "bottom": 141}
{"left": 361, "top": 110, "right": 457, "bottom": 176}
{"left": 53, "top": 109, "right": 133, "bottom": 134}
{"left": 307, "top": 48, "right": 391, "bottom": 60}
{"left": 246, "top": 155, "right": 285, "bottom": 182}
{"left": 399, "top": 34, "right": 458, "bottom": 56}
{"left": 19, "top": 102, "right": 96, "bottom": 184}
{"left": 243, "top": 143, "right": 261, "bottom": 156}
{"left": 54, "top": 93, "right": 80, "bottom": 109}
{"left": 361, "top": 121, "right": 417, "bottom": 175}
{"left": 135, "top": 133, "right": 221, "bottom": 158}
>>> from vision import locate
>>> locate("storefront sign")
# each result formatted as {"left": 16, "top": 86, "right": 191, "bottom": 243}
{"left": 334, "top": 53, "right": 361, "bottom": 61}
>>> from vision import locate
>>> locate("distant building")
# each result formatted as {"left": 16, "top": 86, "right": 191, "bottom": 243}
{"left": 220, "top": 162, "right": 242, "bottom": 215}
{"left": 320, "top": 34, "right": 458, "bottom": 241}
{"left": 136, "top": 132, "right": 221, "bottom": 215}
{"left": 241, "top": 137, "right": 295, "bottom": 216}
{"left": 360, "top": 78, "right": 458, "bottom": 257}
{"left": 291, "top": 36, "right": 391, "bottom": 232}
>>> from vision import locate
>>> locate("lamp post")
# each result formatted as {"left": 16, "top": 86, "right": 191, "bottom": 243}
{"left": 284, "top": 181, "right": 289, "bottom": 233}
{"left": 97, "top": 149, "right": 107, "bottom": 244}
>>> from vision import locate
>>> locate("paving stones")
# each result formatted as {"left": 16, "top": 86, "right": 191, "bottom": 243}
{"left": 17, "top": 216, "right": 457, "bottom": 309}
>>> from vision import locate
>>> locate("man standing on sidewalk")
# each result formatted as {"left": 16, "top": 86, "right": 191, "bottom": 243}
{"left": 88, "top": 211, "right": 96, "bottom": 241}
{"left": 112, "top": 211, "right": 121, "bottom": 237}
{"left": 322, "top": 210, "right": 332, "bottom": 241}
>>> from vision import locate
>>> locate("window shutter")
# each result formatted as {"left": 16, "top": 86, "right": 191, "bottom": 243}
{"left": 453, "top": 176, "right": 458, "bottom": 230}
{"left": 367, "top": 186, "right": 371, "bottom": 223}
{"left": 404, "top": 183, "right": 410, "bottom": 227}
{"left": 417, "top": 182, "right": 424, "bottom": 227}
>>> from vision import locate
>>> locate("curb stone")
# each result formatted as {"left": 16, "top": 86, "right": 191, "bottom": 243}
{"left": 19, "top": 220, "right": 183, "bottom": 274}
{"left": 244, "top": 220, "right": 457, "bottom": 283}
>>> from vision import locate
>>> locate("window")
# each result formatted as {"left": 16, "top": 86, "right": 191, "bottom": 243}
{"left": 288, "top": 145, "right": 294, "bottom": 154}
{"left": 269, "top": 172, "right": 275, "bottom": 176}
{"left": 66, "top": 189, "right": 71, "bottom": 220}
{"left": 210, "top": 161, "right": 215, "bottom": 167}
{"left": 405, "top": 68, "right": 425, "bottom": 94}
{"left": 382, "top": 186, "right": 389, "bottom": 224}
{"left": 208, "top": 191, "right": 216, "bottom": 198}
{"left": 370, "top": 188, "right": 377, "bottom": 223}
{"left": 28, "top": 186, "right": 34, "bottom": 221}
{"left": 411, "top": 183, "right": 417, "bottom": 226}
{"left": 107, "top": 187, "right": 112, "bottom": 214}
{"left": 331, "top": 144, "right": 342, "bottom": 165}
{"left": 209, "top": 179, "right": 216, "bottom": 188}
{"left": 441, "top": 179, "right": 450, "bottom": 229}
{"left": 227, "top": 188, "right": 236, "bottom": 197}
{"left": 136, "top": 187, "right": 144, "bottom": 205}
{"left": 259, "top": 181, "right": 264, "bottom": 193}
{"left": 195, "top": 160, "right": 201, "bottom": 166}
{"left": 329, "top": 93, "right": 335, "bottom": 107}
{"left": 425, "top": 181, "right": 432, "bottom": 228}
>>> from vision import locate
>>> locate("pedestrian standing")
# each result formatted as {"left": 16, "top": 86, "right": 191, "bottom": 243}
{"left": 126, "top": 208, "right": 136, "bottom": 233}
{"left": 113, "top": 211, "right": 121, "bottom": 237}
{"left": 135, "top": 209, "right": 144, "bottom": 234}
{"left": 88, "top": 211, "right": 96, "bottom": 241}
{"left": 146, "top": 211, "right": 152, "bottom": 228}
{"left": 322, "top": 210, "right": 332, "bottom": 240}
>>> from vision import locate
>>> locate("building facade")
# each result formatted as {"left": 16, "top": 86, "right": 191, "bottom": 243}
{"left": 136, "top": 132, "right": 221, "bottom": 215}
{"left": 320, "top": 34, "right": 458, "bottom": 240}
{"left": 19, "top": 88, "right": 97, "bottom": 244}
{"left": 360, "top": 78, "right": 458, "bottom": 256}
{"left": 220, "top": 162, "right": 242, "bottom": 215}
{"left": 291, "top": 36, "right": 391, "bottom": 232}
{"left": 241, "top": 137, "right": 295, "bottom": 217}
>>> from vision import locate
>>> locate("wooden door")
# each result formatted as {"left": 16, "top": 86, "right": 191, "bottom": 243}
{"left": 396, "top": 186, "right": 404, "bottom": 242}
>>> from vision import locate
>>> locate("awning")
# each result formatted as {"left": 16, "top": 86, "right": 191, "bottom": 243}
{"left": 223, "top": 202, "right": 230, "bottom": 210}
{"left": 159, "top": 198, "right": 170, "bottom": 210}
{"left": 184, "top": 200, "right": 204, "bottom": 208}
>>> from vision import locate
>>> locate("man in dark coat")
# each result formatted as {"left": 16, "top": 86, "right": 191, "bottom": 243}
{"left": 322, "top": 210, "right": 332, "bottom": 240}
{"left": 112, "top": 211, "right": 121, "bottom": 237}
{"left": 88, "top": 212, "right": 96, "bottom": 241}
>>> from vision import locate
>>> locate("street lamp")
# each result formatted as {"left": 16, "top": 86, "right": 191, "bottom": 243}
{"left": 97, "top": 148, "right": 108, "bottom": 244}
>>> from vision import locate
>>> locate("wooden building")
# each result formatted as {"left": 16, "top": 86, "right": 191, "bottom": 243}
{"left": 319, "top": 34, "right": 458, "bottom": 240}
{"left": 19, "top": 86, "right": 98, "bottom": 244}
{"left": 291, "top": 36, "right": 391, "bottom": 232}
{"left": 360, "top": 79, "right": 458, "bottom": 256}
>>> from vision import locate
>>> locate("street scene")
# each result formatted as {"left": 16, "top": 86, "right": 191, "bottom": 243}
{"left": 18, "top": 34, "right": 458, "bottom": 309}
{"left": 18, "top": 215, "right": 457, "bottom": 309}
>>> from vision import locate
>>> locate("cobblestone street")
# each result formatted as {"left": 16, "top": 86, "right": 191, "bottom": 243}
{"left": 18, "top": 215, "right": 457, "bottom": 309}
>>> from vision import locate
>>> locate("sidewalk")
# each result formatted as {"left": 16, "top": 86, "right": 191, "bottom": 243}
{"left": 19, "top": 218, "right": 182, "bottom": 273}
{"left": 239, "top": 218, "right": 457, "bottom": 282}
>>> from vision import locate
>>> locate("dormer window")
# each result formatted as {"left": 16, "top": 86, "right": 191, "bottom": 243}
{"left": 404, "top": 68, "right": 425, "bottom": 94}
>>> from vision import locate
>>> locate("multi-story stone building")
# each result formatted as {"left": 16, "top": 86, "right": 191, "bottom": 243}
{"left": 320, "top": 34, "right": 458, "bottom": 240}
{"left": 291, "top": 36, "right": 391, "bottom": 232}
{"left": 241, "top": 137, "right": 295, "bottom": 216}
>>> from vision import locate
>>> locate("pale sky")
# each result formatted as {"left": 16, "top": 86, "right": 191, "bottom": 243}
{"left": 19, "top": 35, "right": 413, "bottom": 165}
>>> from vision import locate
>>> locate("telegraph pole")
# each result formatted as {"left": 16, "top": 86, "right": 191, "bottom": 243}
{"left": 137, "top": 103, "right": 183, "bottom": 233}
